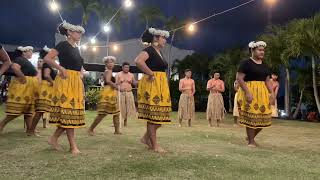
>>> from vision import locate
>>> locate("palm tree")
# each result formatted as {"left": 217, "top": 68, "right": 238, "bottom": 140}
{"left": 209, "top": 48, "right": 246, "bottom": 112}
{"left": 138, "top": 5, "right": 165, "bottom": 29}
{"left": 67, "top": 0, "right": 100, "bottom": 26}
{"left": 283, "top": 14, "right": 320, "bottom": 113}
{"left": 94, "top": 4, "right": 127, "bottom": 32}
{"left": 292, "top": 65, "right": 312, "bottom": 119}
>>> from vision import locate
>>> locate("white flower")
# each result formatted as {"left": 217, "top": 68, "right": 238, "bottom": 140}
{"left": 17, "top": 46, "right": 33, "bottom": 52}
{"left": 62, "top": 21, "right": 85, "bottom": 34}
{"left": 102, "top": 56, "right": 116, "bottom": 63}
{"left": 43, "top": 45, "right": 51, "bottom": 52}
{"left": 248, "top": 41, "right": 256, "bottom": 48}
{"left": 148, "top": 27, "right": 170, "bottom": 38}
{"left": 248, "top": 41, "right": 267, "bottom": 48}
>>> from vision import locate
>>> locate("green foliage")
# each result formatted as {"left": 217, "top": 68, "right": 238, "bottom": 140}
{"left": 85, "top": 88, "right": 100, "bottom": 110}
{"left": 67, "top": 0, "right": 100, "bottom": 26}
{"left": 138, "top": 5, "right": 165, "bottom": 28}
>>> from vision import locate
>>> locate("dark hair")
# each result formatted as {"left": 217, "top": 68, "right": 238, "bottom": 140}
{"left": 141, "top": 29, "right": 153, "bottom": 43}
{"left": 14, "top": 49, "right": 23, "bottom": 57}
{"left": 39, "top": 50, "right": 48, "bottom": 59}
{"left": 122, "top": 62, "right": 130, "bottom": 67}
{"left": 184, "top": 69, "right": 191, "bottom": 73}
{"left": 58, "top": 23, "right": 68, "bottom": 36}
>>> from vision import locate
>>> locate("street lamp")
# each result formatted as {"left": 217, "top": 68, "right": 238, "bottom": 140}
{"left": 49, "top": 1, "right": 59, "bottom": 12}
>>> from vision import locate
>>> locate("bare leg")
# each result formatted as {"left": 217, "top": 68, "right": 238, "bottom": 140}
{"left": 148, "top": 123, "right": 166, "bottom": 153}
{"left": 208, "top": 119, "right": 212, "bottom": 127}
{"left": 43, "top": 119, "right": 47, "bottom": 128}
{"left": 216, "top": 119, "right": 221, "bottom": 127}
{"left": 0, "top": 115, "right": 19, "bottom": 133}
{"left": 88, "top": 114, "right": 106, "bottom": 136}
{"left": 188, "top": 119, "right": 192, "bottom": 127}
{"left": 123, "top": 118, "right": 127, "bottom": 127}
{"left": 233, "top": 116, "right": 238, "bottom": 127}
{"left": 66, "top": 128, "right": 80, "bottom": 155}
{"left": 113, "top": 114, "right": 121, "bottom": 135}
{"left": 179, "top": 118, "right": 182, "bottom": 127}
{"left": 140, "top": 129, "right": 152, "bottom": 149}
{"left": 246, "top": 127, "right": 256, "bottom": 147}
{"left": 29, "top": 112, "right": 43, "bottom": 136}
{"left": 48, "top": 127, "right": 65, "bottom": 151}
{"left": 24, "top": 115, "right": 34, "bottom": 135}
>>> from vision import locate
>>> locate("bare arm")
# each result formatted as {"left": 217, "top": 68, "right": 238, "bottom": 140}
{"left": 105, "top": 70, "right": 117, "bottom": 89}
{"left": 11, "top": 63, "right": 26, "bottom": 83}
{"left": 135, "top": 51, "right": 153, "bottom": 76}
{"left": 236, "top": 72, "right": 250, "bottom": 94}
{"left": 274, "top": 83, "right": 279, "bottom": 97}
{"left": 44, "top": 49, "right": 63, "bottom": 71}
{"left": 0, "top": 48, "right": 12, "bottom": 76}
{"left": 132, "top": 75, "right": 138, "bottom": 87}
{"left": 192, "top": 80, "right": 196, "bottom": 95}
{"left": 44, "top": 68, "right": 54, "bottom": 85}
{"left": 206, "top": 80, "right": 212, "bottom": 91}
{"left": 219, "top": 81, "right": 225, "bottom": 93}
{"left": 179, "top": 80, "right": 184, "bottom": 92}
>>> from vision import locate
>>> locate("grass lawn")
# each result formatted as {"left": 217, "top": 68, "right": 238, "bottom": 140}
{"left": 1, "top": 107, "right": 320, "bottom": 180}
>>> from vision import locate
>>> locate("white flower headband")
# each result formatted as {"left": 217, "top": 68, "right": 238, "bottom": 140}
{"left": 17, "top": 46, "right": 33, "bottom": 52}
{"left": 248, "top": 41, "right": 267, "bottom": 49}
{"left": 43, "top": 45, "right": 51, "bottom": 52}
{"left": 62, "top": 21, "right": 85, "bottom": 34}
{"left": 102, "top": 56, "right": 116, "bottom": 63}
{"left": 148, "top": 28, "right": 170, "bottom": 38}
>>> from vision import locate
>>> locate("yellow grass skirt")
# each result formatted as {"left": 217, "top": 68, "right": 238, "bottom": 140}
{"left": 49, "top": 70, "right": 85, "bottom": 128}
{"left": 35, "top": 81, "right": 53, "bottom": 113}
{"left": 6, "top": 76, "right": 38, "bottom": 116}
{"left": 206, "top": 93, "right": 225, "bottom": 121}
{"left": 233, "top": 92, "right": 239, "bottom": 117}
{"left": 119, "top": 91, "right": 136, "bottom": 119}
{"left": 97, "top": 85, "right": 120, "bottom": 115}
{"left": 178, "top": 93, "right": 195, "bottom": 121}
{"left": 137, "top": 72, "right": 171, "bottom": 125}
{"left": 237, "top": 81, "right": 272, "bottom": 129}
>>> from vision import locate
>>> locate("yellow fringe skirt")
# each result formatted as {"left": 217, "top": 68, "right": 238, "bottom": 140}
{"left": 35, "top": 81, "right": 53, "bottom": 113}
{"left": 137, "top": 72, "right": 171, "bottom": 125}
{"left": 49, "top": 70, "right": 85, "bottom": 128}
{"left": 237, "top": 81, "right": 272, "bottom": 129}
{"left": 6, "top": 76, "right": 38, "bottom": 116}
{"left": 206, "top": 93, "right": 225, "bottom": 121}
{"left": 119, "top": 91, "right": 136, "bottom": 119}
{"left": 178, "top": 93, "right": 195, "bottom": 121}
{"left": 97, "top": 85, "right": 120, "bottom": 115}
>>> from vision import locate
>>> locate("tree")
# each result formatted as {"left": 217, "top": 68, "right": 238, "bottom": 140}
{"left": 138, "top": 5, "right": 165, "bottom": 29}
{"left": 283, "top": 14, "right": 320, "bottom": 113}
{"left": 209, "top": 48, "right": 246, "bottom": 112}
{"left": 291, "top": 65, "right": 312, "bottom": 119}
{"left": 67, "top": 0, "right": 100, "bottom": 26}
{"left": 94, "top": 4, "right": 127, "bottom": 32}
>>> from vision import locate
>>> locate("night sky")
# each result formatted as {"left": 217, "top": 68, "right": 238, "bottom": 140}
{"left": 1, "top": 0, "right": 320, "bottom": 55}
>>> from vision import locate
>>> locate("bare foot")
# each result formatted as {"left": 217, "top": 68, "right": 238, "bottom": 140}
{"left": 114, "top": 132, "right": 122, "bottom": 135}
{"left": 87, "top": 130, "right": 95, "bottom": 136}
{"left": 153, "top": 146, "right": 167, "bottom": 153}
{"left": 140, "top": 136, "right": 152, "bottom": 149}
{"left": 27, "top": 132, "right": 41, "bottom": 137}
{"left": 71, "top": 148, "right": 81, "bottom": 155}
{"left": 178, "top": 124, "right": 182, "bottom": 127}
{"left": 248, "top": 144, "right": 257, "bottom": 148}
{"left": 48, "top": 137, "right": 62, "bottom": 151}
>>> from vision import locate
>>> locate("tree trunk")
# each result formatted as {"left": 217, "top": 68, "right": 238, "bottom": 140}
{"left": 312, "top": 56, "right": 320, "bottom": 113}
{"left": 284, "top": 68, "right": 290, "bottom": 117}
{"left": 228, "top": 86, "right": 232, "bottom": 113}
{"left": 293, "top": 88, "right": 304, "bottom": 119}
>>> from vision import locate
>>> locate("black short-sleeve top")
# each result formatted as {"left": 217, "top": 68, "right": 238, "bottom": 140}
{"left": 42, "top": 63, "right": 57, "bottom": 80}
{"left": 238, "top": 59, "right": 271, "bottom": 82}
{"left": 13, "top": 57, "right": 37, "bottom": 77}
{"left": 143, "top": 46, "right": 168, "bottom": 72}
{"left": 54, "top": 41, "right": 84, "bottom": 71}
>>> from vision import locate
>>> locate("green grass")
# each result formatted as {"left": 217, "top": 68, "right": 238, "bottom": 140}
{"left": 1, "top": 107, "right": 320, "bottom": 180}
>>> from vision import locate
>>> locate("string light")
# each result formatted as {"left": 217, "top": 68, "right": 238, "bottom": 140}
{"left": 90, "top": 38, "right": 96, "bottom": 44}
{"left": 81, "top": 45, "right": 87, "bottom": 50}
{"left": 49, "top": 1, "right": 59, "bottom": 12}
{"left": 265, "top": 0, "right": 277, "bottom": 7}
{"left": 92, "top": 47, "right": 97, "bottom": 52}
{"left": 103, "top": 24, "right": 111, "bottom": 33}
{"left": 124, "top": 0, "right": 133, "bottom": 9}
{"left": 112, "top": 44, "right": 119, "bottom": 52}
{"left": 187, "top": 24, "right": 196, "bottom": 33}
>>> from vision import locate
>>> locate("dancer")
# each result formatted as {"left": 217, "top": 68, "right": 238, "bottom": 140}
{"left": 29, "top": 46, "right": 57, "bottom": 136}
{"left": 0, "top": 44, "right": 12, "bottom": 76}
{"left": 115, "top": 62, "right": 137, "bottom": 127}
{"left": 135, "top": 28, "right": 171, "bottom": 153}
{"left": 44, "top": 21, "right": 85, "bottom": 154}
{"left": 88, "top": 56, "right": 122, "bottom": 135}
{"left": 270, "top": 73, "right": 279, "bottom": 118}
{"left": 0, "top": 46, "right": 38, "bottom": 135}
{"left": 236, "top": 41, "right": 274, "bottom": 148}
{"left": 233, "top": 80, "right": 240, "bottom": 126}
{"left": 206, "top": 72, "right": 225, "bottom": 127}
{"left": 178, "top": 69, "right": 195, "bottom": 127}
